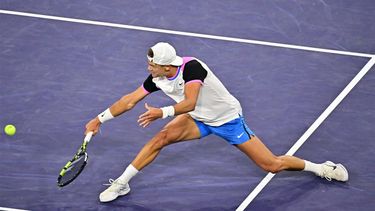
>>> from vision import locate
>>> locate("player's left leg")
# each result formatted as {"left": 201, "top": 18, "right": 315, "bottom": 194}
{"left": 235, "top": 136, "right": 349, "bottom": 181}
{"left": 235, "top": 136, "right": 304, "bottom": 173}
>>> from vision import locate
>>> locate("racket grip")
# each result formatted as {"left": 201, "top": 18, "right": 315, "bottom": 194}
{"left": 84, "top": 131, "right": 94, "bottom": 143}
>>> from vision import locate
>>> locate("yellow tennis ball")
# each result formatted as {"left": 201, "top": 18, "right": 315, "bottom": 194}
{"left": 4, "top": 124, "right": 16, "bottom": 136}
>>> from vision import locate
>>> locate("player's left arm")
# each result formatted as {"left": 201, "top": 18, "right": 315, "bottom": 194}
{"left": 137, "top": 82, "right": 201, "bottom": 127}
{"left": 173, "top": 82, "right": 201, "bottom": 115}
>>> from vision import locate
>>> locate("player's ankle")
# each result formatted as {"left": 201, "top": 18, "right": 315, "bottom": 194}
{"left": 303, "top": 160, "right": 323, "bottom": 176}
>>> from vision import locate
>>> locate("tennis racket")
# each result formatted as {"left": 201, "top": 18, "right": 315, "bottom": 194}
{"left": 57, "top": 131, "right": 93, "bottom": 187}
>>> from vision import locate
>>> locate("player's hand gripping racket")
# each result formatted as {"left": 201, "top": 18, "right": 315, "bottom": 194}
{"left": 57, "top": 132, "right": 93, "bottom": 187}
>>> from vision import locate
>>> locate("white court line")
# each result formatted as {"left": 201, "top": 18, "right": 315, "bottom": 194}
{"left": 0, "top": 9, "right": 373, "bottom": 58}
{"left": 0, "top": 207, "right": 30, "bottom": 211}
{"left": 236, "top": 56, "right": 375, "bottom": 211}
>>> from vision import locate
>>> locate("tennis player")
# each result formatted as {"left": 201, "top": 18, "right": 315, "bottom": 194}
{"left": 85, "top": 42, "right": 349, "bottom": 202}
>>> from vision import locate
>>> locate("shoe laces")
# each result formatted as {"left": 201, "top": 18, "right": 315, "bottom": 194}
{"left": 324, "top": 174, "right": 332, "bottom": 181}
{"left": 103, "top": 178, "right": 116, "bottom": 186}
{"left": 103, "top": 178, "right": 128, "bottom": 192}
{"left": 321, "top": 165, "right": 336, "bottom": 181}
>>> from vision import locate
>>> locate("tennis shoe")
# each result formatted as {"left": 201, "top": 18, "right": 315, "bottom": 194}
{"left": 99, "top": 179, "right": 130, "bottom": 202}
{"left": 319, "top": 161, "right": 349, "bottom": 182}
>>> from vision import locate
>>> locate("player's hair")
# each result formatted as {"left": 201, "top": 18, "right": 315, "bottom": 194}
{"left": 147, "top": 48, "right": 154, "bottom": 59}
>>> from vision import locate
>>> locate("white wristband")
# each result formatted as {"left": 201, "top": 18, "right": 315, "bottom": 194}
{"left": 98, "top": 108, "right": 114, "bottom": 123}
{"left": 161, "top": 106, "right": 175, "bottom": 119}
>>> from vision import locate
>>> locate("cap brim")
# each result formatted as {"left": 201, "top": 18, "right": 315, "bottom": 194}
{"left": 170, "top": 56, "right": 183, "bottom": 66}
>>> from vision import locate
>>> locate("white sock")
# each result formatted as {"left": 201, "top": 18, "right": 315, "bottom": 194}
{"left": 303, "top": 160, "right": 322, "bottom": 176}
{"left": 117, "top": 164, "right": 139, "bottom": 184}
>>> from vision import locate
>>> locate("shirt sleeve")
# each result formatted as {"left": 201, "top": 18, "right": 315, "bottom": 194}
{"left": 142, "top": 74, "right": 160, "bottom": 94}
{"left": 182, "top": 60, "right": 208, "bottom": 84}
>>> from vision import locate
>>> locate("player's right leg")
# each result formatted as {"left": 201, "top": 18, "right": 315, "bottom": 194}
{"left": 99, "top": 114, "right": 201, "bottom": 202}
{"left": 131, "top": 113, "right": 201, "bottom": 170}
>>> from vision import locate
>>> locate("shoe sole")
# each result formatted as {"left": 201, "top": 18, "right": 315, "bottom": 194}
{"left": 99, "top": 187, "right": 131, "bottom": 203}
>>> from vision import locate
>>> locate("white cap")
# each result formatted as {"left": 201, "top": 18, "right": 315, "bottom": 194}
{"left": 148, "top": 42, "right": 183, "bottom": 66}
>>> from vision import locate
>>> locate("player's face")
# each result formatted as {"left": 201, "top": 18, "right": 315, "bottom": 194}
{"left": 147, "top": 61, "right": 168, "bottom": 78}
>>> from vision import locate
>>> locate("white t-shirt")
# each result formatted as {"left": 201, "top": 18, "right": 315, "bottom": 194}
{"left": 143, "top": 57, "right": 242, "bottom": 126}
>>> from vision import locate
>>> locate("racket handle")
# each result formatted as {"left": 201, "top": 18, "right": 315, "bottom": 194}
{"left": 84, "top": 131, "right": 94, "bottom": 143}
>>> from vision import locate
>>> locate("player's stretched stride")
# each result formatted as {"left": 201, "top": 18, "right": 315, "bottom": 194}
{"left": 85, "top": 42, "right": 349, "bottom": 203}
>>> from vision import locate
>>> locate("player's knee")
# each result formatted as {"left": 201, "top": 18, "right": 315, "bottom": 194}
{"left": 150, "top": 130, "right": 173, "bottom": 150}
{"left": 260, "top": 158, "right": 283, "bottom": 174}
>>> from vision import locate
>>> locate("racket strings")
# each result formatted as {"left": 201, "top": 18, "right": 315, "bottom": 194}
{"left": 58, "top": 154, "right": 87, "bottom": 186}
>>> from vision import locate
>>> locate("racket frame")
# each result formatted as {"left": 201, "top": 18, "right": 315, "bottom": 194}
{"left": 57, "top": 132, "right": 93, "bottom": 187}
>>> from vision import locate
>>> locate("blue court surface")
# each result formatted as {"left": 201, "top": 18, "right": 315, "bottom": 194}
{"left": 1, "top": 1, "right": 374, "bottom": 211}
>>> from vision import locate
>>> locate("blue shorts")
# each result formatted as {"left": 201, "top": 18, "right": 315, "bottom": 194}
{"left": 194, "top": 116, "right": 255, "bottom": 145}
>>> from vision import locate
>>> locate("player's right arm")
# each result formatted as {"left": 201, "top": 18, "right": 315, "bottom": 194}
{"left": 85, "top": 86, "right": 149, "bottom": 135}
{"left": 108, "top": 86, "right": 149, "bottom": 117}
